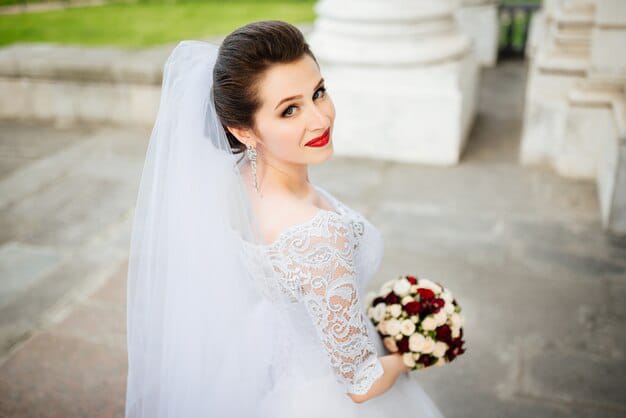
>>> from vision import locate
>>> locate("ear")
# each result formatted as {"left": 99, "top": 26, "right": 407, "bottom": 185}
{"left": 227, "top": 126, "right": 258, "bottom": 148}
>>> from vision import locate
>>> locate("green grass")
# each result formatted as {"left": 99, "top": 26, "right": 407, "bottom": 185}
{"left": 498, "top": 2, "right": 538, "bottom": 51}
{"left": 0, "top": 0, "right": 316, "bottom": 48}
{"left": 0, "top": 0, "right": 540, "bottom": 49}
{"left": 1, "top": 0, "right": 64, "bottom": 5}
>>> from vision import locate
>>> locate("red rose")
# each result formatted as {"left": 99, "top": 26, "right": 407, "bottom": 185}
{"left": 397, "top": 336, "right": 410, "bottom": 353}
{"left": 384, "top": 291, "right": 399, "bottom": 305}
{"left": 450, "top": 336, "right": 464, "bottom": 349}
{"left": 432, "top": 298, "right": 445, "bottom": 309}
{"left": 446, "top": 337, "right": 466, "bottom": 361}
{"left": 406, "top": 276, "right": 417, "bottom": 285}
{"left": 435, "top": 324, "right": 452, "bottom": 343}
{"left": 419, "top": 299, "right": 436, "bottom": 316}
{"left": 417, "top": 288, "right": 435, "bottom": 301}
{"left": 405, "top": 301, "right": 422, "bottom": 315}
{"left": 372, "top": 297, "right": 385, "bottom": 307}
{"left": 417, "top": 354, "right": 434, "bottom": 367}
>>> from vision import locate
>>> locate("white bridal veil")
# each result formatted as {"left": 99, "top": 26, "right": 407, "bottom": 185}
{"left": 125, "top": 40, "right": 296, "bottom": 417}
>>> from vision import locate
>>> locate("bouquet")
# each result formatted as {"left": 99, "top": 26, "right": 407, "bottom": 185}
{"left": 365, "top": 275, "right": 466, "bottom": 371}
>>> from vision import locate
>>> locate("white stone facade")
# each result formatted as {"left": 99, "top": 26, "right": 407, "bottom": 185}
{"left": 307, "top": 0, "right": 481, "bottom": 165}
{"left": 455, "top": 0, "right": 499, "bottom": 67}
{"left": 521, "top": 0, "right": 626, "bottom": 235}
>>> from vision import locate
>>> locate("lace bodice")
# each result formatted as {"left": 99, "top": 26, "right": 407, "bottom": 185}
{"left": 242, "top": 185, "right": 385, "bottom": 396}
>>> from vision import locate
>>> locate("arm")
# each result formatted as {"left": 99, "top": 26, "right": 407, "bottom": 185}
{"left": 283, "top": 212, "right": 406, "bottom": 404}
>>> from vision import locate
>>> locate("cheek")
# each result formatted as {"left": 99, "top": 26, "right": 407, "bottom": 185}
{"left": 264, "top": 122, "right": 304, "bottom": 157}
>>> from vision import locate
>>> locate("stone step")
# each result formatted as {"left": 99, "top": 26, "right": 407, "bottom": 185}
{"left": 567, "top": 80, "right": 626, "bottom": 233}
{"left": 536, "top": 48, "right": 589, "bottom": 75}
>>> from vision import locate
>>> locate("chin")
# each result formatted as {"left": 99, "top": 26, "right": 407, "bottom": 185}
{"left": 311, "top": 145, "right": 334, "bottom": 165}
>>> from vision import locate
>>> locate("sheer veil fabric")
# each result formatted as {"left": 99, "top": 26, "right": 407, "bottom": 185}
{"left": 125, "top": 39, "right": 446, "bottom": 418}
{"left": 125, "top": 40, "right": 297, "bottom": 417}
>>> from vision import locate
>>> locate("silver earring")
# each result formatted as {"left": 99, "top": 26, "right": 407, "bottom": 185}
{"left": 246, "top": 144, "right": 259, "bottom": 194}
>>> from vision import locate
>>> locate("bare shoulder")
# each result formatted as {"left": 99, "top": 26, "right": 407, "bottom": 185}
{"left": 257, "top": 195, "right": 322, "bottom": 245}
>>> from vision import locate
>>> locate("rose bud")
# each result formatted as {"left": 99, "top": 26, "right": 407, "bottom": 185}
{"left": 406, "top": 276, "right": 418, "bottom": 285}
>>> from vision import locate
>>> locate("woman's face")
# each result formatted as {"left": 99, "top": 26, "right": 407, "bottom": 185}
{"left": 245, "top": 54, "right": 335, "bottom": 166}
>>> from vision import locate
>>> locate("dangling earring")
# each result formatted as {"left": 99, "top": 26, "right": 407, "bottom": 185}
{"left": 246, "top": 144, "right": 259, "bottom": 195}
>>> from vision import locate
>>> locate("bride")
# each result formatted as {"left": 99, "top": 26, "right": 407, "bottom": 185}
{"left": 125, "top": 20, "right": 445, "bottom": 417}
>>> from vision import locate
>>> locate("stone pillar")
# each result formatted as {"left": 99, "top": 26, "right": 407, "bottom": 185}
{"left": 520, "top": 0, "right": 626, "bottom": 235}
{"left": 520, "top": 0, "right": 594, "bottom": 170}
{"left": 455, "top": 0, "right": 499, "bottom": 67}
{"left": 306, "top": 0, "right": 480, "bottom": 165}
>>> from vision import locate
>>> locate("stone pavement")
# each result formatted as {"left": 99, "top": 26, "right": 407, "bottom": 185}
{"left": 0, "top": 60, "right": 625, "bottom": 417}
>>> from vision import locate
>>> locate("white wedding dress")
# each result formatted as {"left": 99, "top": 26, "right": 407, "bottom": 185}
{"left": 241, "top": 184, "right": 445, "bottom": 418}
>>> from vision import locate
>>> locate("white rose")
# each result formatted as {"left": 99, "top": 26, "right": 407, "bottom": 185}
{"left": 451, "top": 325, "right": 461, "bottom": 338}
{"left": 432, "top": 341, "right": 448, "bottom": 358}
{"left": 393, "top": 278, "right": 412, "bottom": 297}
{"left": 400, "top": 319, "right": 416, "bottom": 336}
{"left": 410, "top": 284, "right": 418, "bottom": 293}
{"left": 421, "top": 315, "right": 437, "bottom": 331}
{"left": 441, "top": 290, "right": 453, "bottom": 303}
{"left": 401, "top": 295, "right": 414, "bottom": 305}
{"left": 383, "top": 336, "right": 398, "bottom": 352}
{"left": 389, "top": 304, "right": 402, "bottom": 318}
{"left": 421, "top": 337, "right": 436, "bottom": 354}
{"left": 418, "top": 278, "right": 442, "bottom": 293}
{"left": 411, "top": 315, "right": 419, "bottom": 323}
{"left": 386, "top": 318, "right": 401, "bottom": 336}
{"left": 434, "top": 310, "right": 448, "bottom": 327}
{"left": 380, "top": 279, "right": 397, "bottom": 294}
{"left": 444, "top": 300, "right": 455, "bottom": 315}
{"left": 365, "top": 291, "right": 377, "bottom": 307}
{"left": 450, "top": 313, "right": 463, "bottom": 328}
{"left": 373, "top": 303, "right": 387, "bottom": 322}
{"left": 402, "top": 352, "right": 416, "bottom": 369}
{"left": 434, "top": 357, "right": 447, "bottom": 367}
{"left": 409, "top": 333, "right": 426, "bottom": 352}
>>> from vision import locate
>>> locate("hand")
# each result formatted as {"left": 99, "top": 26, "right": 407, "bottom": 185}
{"left": 393, "top": 352, "right": 410, "bottom": 375}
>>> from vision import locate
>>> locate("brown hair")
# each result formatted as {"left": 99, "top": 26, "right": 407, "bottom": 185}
{"left": 212, "top": 20, "right": 318, "bottom": 155}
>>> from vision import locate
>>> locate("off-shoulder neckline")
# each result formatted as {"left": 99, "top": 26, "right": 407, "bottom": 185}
{"left": 249, "top": 184, "right": 347, "bottom": 249}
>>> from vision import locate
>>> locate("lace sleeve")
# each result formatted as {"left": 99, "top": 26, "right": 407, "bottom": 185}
{"left": 276, "top": 211, "right": 384, "bottom": 396}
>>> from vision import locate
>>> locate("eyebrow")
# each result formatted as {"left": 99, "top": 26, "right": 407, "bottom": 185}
{"left": 274, "top": 78, "right": 325, "bottom": 110}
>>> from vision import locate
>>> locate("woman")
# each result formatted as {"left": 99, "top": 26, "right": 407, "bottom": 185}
{"left": 125, "top": 20, "right": 444, "bottom": 417}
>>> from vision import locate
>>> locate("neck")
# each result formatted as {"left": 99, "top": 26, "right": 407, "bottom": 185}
{"left": 257, "top": 154, "right": 310, "bottom": 197}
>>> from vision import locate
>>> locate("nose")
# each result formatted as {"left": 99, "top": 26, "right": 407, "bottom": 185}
{"left": 307, "top": 103, "right": 328, "bottom": 132}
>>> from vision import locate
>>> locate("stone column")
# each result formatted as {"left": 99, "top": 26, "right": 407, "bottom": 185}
{"left": 520, "top": 0, "right": 595, "bottom": 171}
{"left": 520, "top": 0, "right": 626, "bottom": 235}
{"left": 306, "top": 0, "right": 480, "bottom": 165}
{"left": 455, "top": 0, "right": 499, "bottom": 67}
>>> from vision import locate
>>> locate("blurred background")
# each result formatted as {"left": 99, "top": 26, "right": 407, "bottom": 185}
{"left": 0, "top": 0, "right": 625, "bottom": 417}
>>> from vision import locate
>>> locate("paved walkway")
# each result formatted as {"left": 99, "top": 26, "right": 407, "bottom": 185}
{"left": 0, "top": 60, "right": 624, "bottom": 417}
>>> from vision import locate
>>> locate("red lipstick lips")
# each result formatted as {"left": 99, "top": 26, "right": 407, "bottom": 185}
{"left": 305, "top": 128, "right": 331, "bottom": 147}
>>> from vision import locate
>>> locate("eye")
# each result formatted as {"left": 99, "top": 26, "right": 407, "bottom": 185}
{"left": 313, "top": 86, "right": 326, "bottom": 100}
{"left": 281, "top": 86, "right": 327, "bottom": 118}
